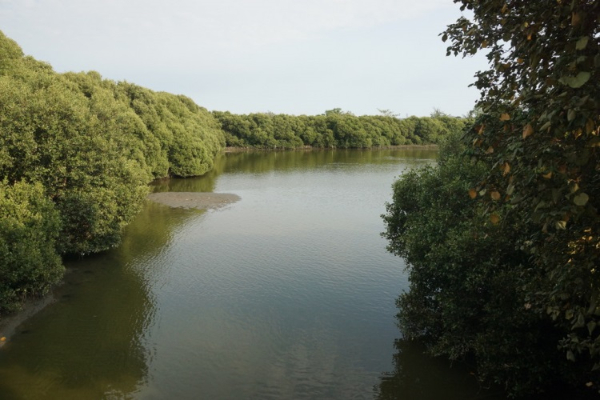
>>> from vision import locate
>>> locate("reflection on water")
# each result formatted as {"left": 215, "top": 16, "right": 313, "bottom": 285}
{"left": 374, "top": 339, "right": 505, "bottom": 400}
{"left": 219, "top": 148, "right": 437, "bottom": 176}
{"left": 0, "top": 148, "right": 500, "bottom": 399}
{"left": 0, "top": 202, "right": 194, "bottom": 399}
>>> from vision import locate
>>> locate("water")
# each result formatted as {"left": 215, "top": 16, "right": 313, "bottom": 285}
{"left": 0, "top": 149, "right": 497, "bottom": 399}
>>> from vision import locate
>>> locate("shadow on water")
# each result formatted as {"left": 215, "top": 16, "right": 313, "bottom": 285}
{"left": 374, "top": 339, "right": 506, "bottom": 400}
{"left": 0, "top": 200, "right": 201, "bottom": 399}
{"left": 150, "top": 167, "right": 221, "bottom": 193}
{"left": 0, "top": 259, "right": 153, "bottom": 398}
{"left": 374, "top": 337, "right": 600, "bottom": 400}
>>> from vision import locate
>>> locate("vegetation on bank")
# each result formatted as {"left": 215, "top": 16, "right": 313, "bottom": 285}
{"left": 214, "top": 108, "right": 466, "bottom": 149}
{"left": 383, "top": 0, "right": 599, "bottom": 397}
{"left": 0, "top": 31, "right": 224, "bottom": 313}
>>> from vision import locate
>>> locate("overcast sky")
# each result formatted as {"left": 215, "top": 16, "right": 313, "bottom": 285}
{"left": 0, "top": 0, "right": 488, "bottom": 117}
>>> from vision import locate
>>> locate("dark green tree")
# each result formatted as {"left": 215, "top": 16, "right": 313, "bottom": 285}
{"left": 0, "top": 181, "right": 63, "bottom": 314}
{"left": 444, "top": 0, "right": 600, "bottom": 379}
{"left": 383, "top": 134, "right": 572, "bottom": 396}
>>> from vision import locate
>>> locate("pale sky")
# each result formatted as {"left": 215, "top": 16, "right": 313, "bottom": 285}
{"left": 0, "top": 0, "right": 488, "bottom": 117}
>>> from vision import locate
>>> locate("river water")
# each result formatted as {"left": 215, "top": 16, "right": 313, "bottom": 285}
{"left": 0, "top": 149, "right": 499, "bottom": 399}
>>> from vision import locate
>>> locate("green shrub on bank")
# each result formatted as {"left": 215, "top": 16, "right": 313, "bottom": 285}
{"left": 0, "top": 181, "right": 63, "bottom": 313}
{"left": 0, "top": 66, "right": 152, "bottom": 254}
{"left": 382, "top": 134, "right": 579, "bottom": 396}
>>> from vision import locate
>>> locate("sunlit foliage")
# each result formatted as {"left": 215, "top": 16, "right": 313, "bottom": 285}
{"left": 0, "top": 181, "right": 63, "bottom": 312}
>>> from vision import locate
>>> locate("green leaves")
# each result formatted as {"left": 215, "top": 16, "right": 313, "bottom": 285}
{"left": 0, "top": 181, "right": 63, "bottom": 313}
{"left": 575, "top": 36, "right": 589, "bottom": 50}
{"left": 573, "top": 192, "right": 589, "bottom": 206}
{"left": 214, "top": 111, "right": 464, "bottom": 149}
{"left": 382, "top": 131, "right": 565, "bottom": 397}
{"left": 559, "top": 71, "right": 591, "bottom": 88}
{"left": 440, "top": 0, "right": 600, "bottom": 395}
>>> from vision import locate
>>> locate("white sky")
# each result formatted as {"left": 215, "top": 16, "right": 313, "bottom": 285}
{"left": 0, "top": 0, "right": 488, "bottom": 117}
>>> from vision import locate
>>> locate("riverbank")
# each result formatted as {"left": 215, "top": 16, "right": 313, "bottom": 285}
{"left": 0, "top": 145, "right": 436, "bottom": 340}
{"left": 222, "top": 144, "right": 438, "bottom": 153}
{"left": 0, "top": 293, "right": 57, "bottom": 347}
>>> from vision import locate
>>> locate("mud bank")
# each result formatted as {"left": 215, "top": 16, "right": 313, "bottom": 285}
{"left": 147, "top": 192, "right": 240, "bottom": 210}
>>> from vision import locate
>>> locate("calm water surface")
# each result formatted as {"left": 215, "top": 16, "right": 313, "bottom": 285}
{"left": 0, "top": 149, "right": 499, "bottom": 399}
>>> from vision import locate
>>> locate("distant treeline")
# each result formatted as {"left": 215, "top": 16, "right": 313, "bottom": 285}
{"left": 0, "top": 30, "right": 465, "bottom": 314}
{"left": 214, "top": 108, "right": 467, "bottom": 148}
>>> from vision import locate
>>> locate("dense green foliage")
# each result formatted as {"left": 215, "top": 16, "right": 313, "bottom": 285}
{"left": 383, "top": 135, "right": 575, "bottom": 396}
{"left": 0, "top": 181, "right": 63, "bottom": 311}
{"left": 0, "top": 31, "right": 224, "bottom": 313}
{"left": 214, "top": 108, "right": 466, "bottom": 149}
{"left": 116, "top": 82, "right": 224, "bottom": 177}
{"left": 384, "top": 0, "right": 599, "bottom": 397}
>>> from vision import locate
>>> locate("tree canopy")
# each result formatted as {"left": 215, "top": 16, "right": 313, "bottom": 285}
{"left": 447, "top": 0, "right": 600, "bottom": 376}
{"left": 213, "top": 110, "right": 465, "bottom": 149}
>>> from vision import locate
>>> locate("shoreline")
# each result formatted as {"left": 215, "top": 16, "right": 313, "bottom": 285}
{"left": 222, "top": 144, "right": 438, "bottom": 153}
{"left": 0, "top": 293, "right": 58, "bottom": 347}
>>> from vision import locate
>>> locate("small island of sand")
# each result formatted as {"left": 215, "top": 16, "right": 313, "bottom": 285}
{"left": 147, "top": 192, "right": 240, "bottom": 210}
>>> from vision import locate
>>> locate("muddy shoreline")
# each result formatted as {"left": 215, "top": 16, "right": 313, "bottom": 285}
{"left": 0, "top": 293, "right": 57, "bottom": 346}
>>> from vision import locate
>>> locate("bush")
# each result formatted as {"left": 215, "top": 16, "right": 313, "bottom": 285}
{"left": 382, "top": 134, "right": 581, "bottom": 396}
{"left": 0, "top": 181, "right": 63, "bottom": 314}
